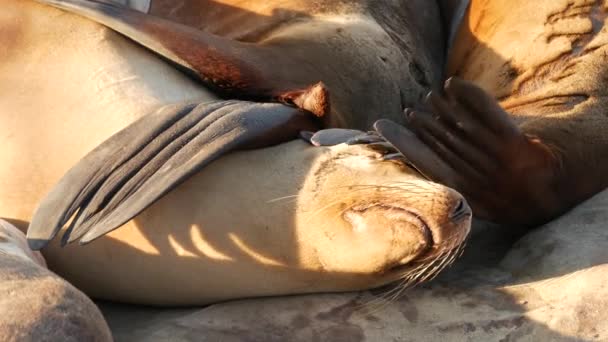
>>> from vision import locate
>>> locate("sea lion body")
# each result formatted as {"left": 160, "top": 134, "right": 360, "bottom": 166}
{"left": 1, "top": 1, "right": 471, "bottom": 305}
{"left": 35, "top": 0, "right": 448, "bottom": 129}
{"left": 43, "top": 141, "right": 470, "bottom": 305}
{"left": 0, "top": 0, "right": 211, "bottom": 224}
{"left": 450, "top": 0, "right": 608, "bottom": 168}
{"left": 448, "top": 0, "right": 608, "bottom": 222}
{"left": 377, "top": 0, "right": 608, "bottom": 226}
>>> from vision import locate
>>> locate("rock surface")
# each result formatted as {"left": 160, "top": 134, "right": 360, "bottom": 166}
{"left": 99, "top": 188, "right": 608, "bottom": 341}
{"left": 0, "top": 220, "right": 112, "bottom": 342}
{"left": 2, "top": 0, "right": 606, "bottom": 340}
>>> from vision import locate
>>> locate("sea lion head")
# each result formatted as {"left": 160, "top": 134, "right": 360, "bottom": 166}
{"left": 297, "top": 143, "right": 471, "bottom": 288}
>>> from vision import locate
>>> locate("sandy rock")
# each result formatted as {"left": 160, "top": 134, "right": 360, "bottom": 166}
{"left": 0, "top": 220, "right": 112, "bottom": 342}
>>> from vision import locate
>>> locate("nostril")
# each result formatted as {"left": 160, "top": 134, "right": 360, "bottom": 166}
{"left": 449, "top": 198, "right": 471, "bottom": 222}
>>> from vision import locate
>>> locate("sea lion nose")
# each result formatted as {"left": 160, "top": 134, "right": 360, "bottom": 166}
{"left": 449, "top": 197, "right": 472, "bottom": 222}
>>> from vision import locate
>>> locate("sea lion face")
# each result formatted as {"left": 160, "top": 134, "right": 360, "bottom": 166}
{"left": 297, "top": 144, "right": 472, "bottom": 286}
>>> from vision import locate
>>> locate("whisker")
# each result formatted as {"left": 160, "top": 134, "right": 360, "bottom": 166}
{"left": 266, "top": 194, "right": 299, "bottom": 203}
{"left": 356, "top": 238, "right": 469, "bottom": 314}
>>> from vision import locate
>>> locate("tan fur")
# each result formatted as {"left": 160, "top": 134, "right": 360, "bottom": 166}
{"left": 0, "top": 0, "right": 213, "bottom": 223}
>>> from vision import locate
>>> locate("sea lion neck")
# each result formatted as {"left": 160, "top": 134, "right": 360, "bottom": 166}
{"left": 148, "top": 0, "right": 364, "bottom": 41}
{"left": 148, "top": 0, "right": 448, "bottom": 129}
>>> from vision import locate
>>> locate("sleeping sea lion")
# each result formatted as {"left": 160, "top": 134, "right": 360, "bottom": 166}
{"left": 376, "top": 0, "right": 608, "bottom": 226}
{"left": 42, "top": 140, "right": 471, "bottom": 305}
{"left": 23, "top": 0, "right": 467, "bottom": 246}
{"left": 1, "top": 1, "right": 471, "bottom": 305}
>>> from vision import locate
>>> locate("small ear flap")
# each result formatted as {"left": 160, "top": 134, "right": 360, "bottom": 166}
{"left": 35, "top": 0, "right": 330, "bottom": 113}
{"left": 277, "top": 82, "right": 331, "bottom": 117}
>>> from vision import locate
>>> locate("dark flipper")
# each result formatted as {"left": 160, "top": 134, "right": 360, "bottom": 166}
{"left": 34, "top": 0, "right": 330, "bottom": 116}
{"left": 27, "top": 101, "right": 318, "bottom": 249}
{"left": 375, "top": 77, "right": 563, "bottom": 226}
{"left": 299, "top": 129, "right": 365, "bottom": 146}
{"left": 299, "top": 128, "right": 408, "bottom": 163}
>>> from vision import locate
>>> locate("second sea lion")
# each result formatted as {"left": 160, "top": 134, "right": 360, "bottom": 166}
{"left": 376, "top": 0, "right": 608, "bottom": 226}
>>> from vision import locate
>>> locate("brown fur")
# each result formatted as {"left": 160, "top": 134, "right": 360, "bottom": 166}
{"left": 447, "top": 0, "right": 608, "bottom": 223}
{"left": 43, "top": 0, "right": 448, "bottom": 129}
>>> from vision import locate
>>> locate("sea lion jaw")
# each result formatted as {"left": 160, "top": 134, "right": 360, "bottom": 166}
{"left": 298, "top": 144, "right": 471, "bottom": 279}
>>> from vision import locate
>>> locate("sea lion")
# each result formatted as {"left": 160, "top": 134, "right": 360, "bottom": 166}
{"left": 23, "top": 0, "right": 465, "bottom": 246}
{"left": 32, "top": 0, "right": 450, "bottom": 129}
{"left": 42, "top": 140, "right": 471, "bottom": 305}
{"left": 1, "top": 1, "right": 471, "bottom": 305}
{"left": 376, "top": 0, "right": 608, "bottom": 226}
{"left": 0, "top": 220, "right": 112, "bottom": 341}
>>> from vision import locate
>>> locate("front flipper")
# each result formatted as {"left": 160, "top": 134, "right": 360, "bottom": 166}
{"left": 299, "top": 129, "right": 408, "bottom": 164}
{"left": 375, "top": 77, "right": 563, "bottom": 226}
{"left": 27, "top": 101, "right": 318, "bottom": 249}
{"left": 34, "top": 0, "right": 330, "bottom": 116}
{"left": 299, "top": 129, "right": 365, "bottom": 146}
